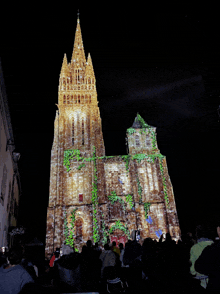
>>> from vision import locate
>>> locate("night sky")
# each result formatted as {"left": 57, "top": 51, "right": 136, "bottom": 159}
{"left": 1, "top": 4, "right": 220, "bottom": 243}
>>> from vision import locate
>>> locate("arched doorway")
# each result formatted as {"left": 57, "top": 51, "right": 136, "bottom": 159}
{"left": 109, "top": 229, "right": 127, "bottom": 247}
{"left": 75, "top": 217, "right": 83, "bottom": 242}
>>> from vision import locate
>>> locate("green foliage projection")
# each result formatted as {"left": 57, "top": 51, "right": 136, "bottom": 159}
{"left": 126, "top": 194, "right": 134, "bottom": 209}
{"left": 101, "top": 213, "right": 108, "bottom": 245}
{"left": 91, "top": 146, "right": 99, "bottom": 243}
{"left": 63, "top": 115, "right": 171, "bottom": 243}
{"left": 64, "top": 208, "right": 78, "bottom": 248}
{"left": 108, "top": 191, "right": 134, "bottom": 210}
{"left": 109, "top": 220, "right": 130, "bottom": 238}
{"left": 144, "top": 202, "right": 151, "bottom": 219}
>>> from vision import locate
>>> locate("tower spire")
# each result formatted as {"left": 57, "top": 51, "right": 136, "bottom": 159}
{"left": 71, "top": 11, "right": 86, "bottom": 70}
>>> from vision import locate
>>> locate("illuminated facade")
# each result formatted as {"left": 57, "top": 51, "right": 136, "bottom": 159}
{"left": 45, "top": 17, "right": 181, "bottom": 257}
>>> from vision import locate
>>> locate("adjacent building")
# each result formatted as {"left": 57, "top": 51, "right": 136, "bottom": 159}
{"left": 0, "top": 58, "right": 21, "bottom": 249}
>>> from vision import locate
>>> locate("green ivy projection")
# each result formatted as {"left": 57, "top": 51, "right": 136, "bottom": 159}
{"left": 63, "top": 114, "right": 170, "bottom": 243}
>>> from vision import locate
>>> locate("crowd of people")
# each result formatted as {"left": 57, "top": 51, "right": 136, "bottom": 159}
{"left": 1, "top": 223, "right": 220, "bottom": 294}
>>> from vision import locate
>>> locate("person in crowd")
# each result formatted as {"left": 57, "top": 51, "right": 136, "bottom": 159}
{"left": 190, "top": 224, "right": 214, "bottom": 289}
{"left": 53, "top": 244, "right": 82, "bottom": 293}
{"left": 20, "top": 248, "right": 39, "bottom": 281}
{"left": 80, "top": 241, "right": 101, "bottom": 291}
{"left": 195, "top": 224, "right": 220, "bottom": 293}
{"left": 99, "top": 243, "right": 116, "bottom": 280}
{"left": 94, "top": 242, "right": 102, "bottom": 256}
{"left": 49, "top": 248, "right": 60, "bottom": 268}
{"left": 123, "top": 240, "right": 142, "bottom": 267}
{"left": 0, "top": 251, "right": 7, "bottom": 267}
{"left": 119, "top": 243, "right": 126, "bottom": 267}
{"left": 0, "top": 245, "right": 34, "bottom": 294}
{"left": 105, "top": 265, "right": 126, "bottom": 294}
{"left": 111, "top": 241, "right": 120, "bottom": 256}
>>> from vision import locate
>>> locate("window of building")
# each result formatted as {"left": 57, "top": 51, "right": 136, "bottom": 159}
{"left": 146, "top": 135, "right": 151, "bottom": 148}
{"left": 135, "top": 135, "right": 140, "bottom": 147}
{"left": 79, "top": 193, "right": 83, "bottom": 202}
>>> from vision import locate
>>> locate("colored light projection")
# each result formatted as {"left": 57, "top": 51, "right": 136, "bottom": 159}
{"left": 45, "top": 16, "right": 181, "bottom": 258}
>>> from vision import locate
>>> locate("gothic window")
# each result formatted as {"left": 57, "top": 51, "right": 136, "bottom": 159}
{"left": 146, "top": 135, "right": 151, "bottom": 148}
{"left": 71, "top": 95, "right": 73, "bottom": 103}
{"left": 63, "top": 78, "right": 66, "bottom": 90}
{"left": 63, "top": 95, "right": 66, "bottom": 104}
{"left": 89, "top": 95, "right": 91, "bottom": 103}
{"left": 82, "top": 120, "right": 85, "bottom": 145}
{"left": 72, "top": 120, "right": 75, "bottom": 144}
{"left": 85, "top": 95, "right": 87, "bottom": 104}
{"left": 135, "top": 135, "right": 140, "bottom": 147}
{"left": 75, "top": 218, "right": 83, "bottom": 241}
{"left": 78, "top": 95, "right": 80, "bottom": 104}
{"left": 74, "top": 95, "right": 77, "bottom": 104}
{"left": 67, "top": 95, "right": 70, "bottom": 104}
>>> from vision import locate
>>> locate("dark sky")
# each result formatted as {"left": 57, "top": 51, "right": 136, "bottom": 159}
{"left": 1, "top": 4, "right": 220, "bottom": 242}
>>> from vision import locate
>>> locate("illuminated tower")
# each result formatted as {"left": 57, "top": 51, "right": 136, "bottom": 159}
{"left": 45, "top": 16, "right": 105, "bottom": 257}
{"left": 45, "top": 16, "right": 181, "bottom": 258}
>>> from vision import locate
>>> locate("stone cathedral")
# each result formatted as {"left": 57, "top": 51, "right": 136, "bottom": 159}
{"left": 45, "top": 17, "right": 181, "bottom": 257}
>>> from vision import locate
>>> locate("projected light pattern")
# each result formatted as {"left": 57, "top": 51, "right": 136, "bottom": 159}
{"left": 45, "top": 16, "right": 181, "bottom": 258}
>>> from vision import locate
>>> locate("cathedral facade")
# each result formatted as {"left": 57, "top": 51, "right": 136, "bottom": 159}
{"left": 45, "top": 17, "right": 181, "bottom": 257}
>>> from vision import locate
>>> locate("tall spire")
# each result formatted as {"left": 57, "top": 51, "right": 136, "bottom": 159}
{"left": 60, "top": 53, "right": 68, "bottom": 74}
{"left": 85, "top": 53, "right": 95, "bottom": 80}
{"left": 71, "top": 12, "right": 86, "bottom": 70}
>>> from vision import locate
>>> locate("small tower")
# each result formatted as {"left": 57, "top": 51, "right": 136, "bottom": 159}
{"left": 127, "top": 114, "right": 159, "bottom": 155}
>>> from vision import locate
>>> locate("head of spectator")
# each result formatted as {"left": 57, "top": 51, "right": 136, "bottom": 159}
{"left": 62, "top": 245, "right": 74, "bottom": 256}
{"left": 196, "top": 223, "right": 216, "bottom": 243}
{"left": 112, "top": 241, "right": 116, "bottom": 248}
{"left": 119, "top": 243, "right": 123, "bottom": 252}
{"left": 104, "top": 243, "right": 110, "bottom": 251}
{"left": 86, "top": 240, "right": 92, "bottom": 248}
{"left": 7, "top": 245, "right": 23, "bottom": 266}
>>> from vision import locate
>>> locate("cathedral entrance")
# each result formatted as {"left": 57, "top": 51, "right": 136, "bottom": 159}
{"left": 110, "top": 229, "right": 127, "bottom": 247}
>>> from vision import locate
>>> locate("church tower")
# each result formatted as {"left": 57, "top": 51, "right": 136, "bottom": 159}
{"left": 45, "top": 15, "right": 181, "bottom": 258}
{"left": 45, "top": 16, "right": 105, "bottom": 257}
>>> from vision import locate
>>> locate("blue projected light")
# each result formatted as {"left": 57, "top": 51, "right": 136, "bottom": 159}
{"left": 146, "top": 216, "right": 153, "bottom": 224}
{"left": 118, "top": 178, "right": 123, "bottom": 185}
{"left": 155, "top": 229, "right": 163, "bottom": 238}
{"left": 155, "top": 231, "right": 160, "bottom": 238}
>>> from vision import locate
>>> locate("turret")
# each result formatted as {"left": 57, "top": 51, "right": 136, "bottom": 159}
{"left": 126, "top": 114, "right": 159, "bottom": 155}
